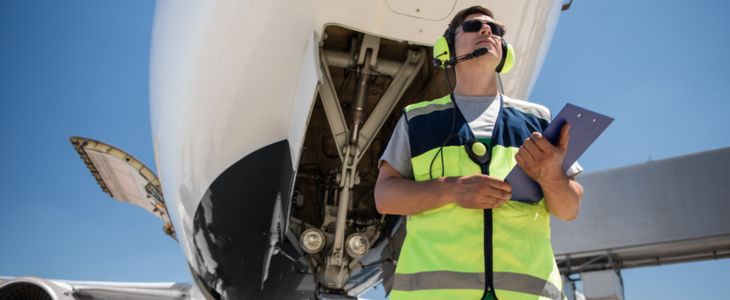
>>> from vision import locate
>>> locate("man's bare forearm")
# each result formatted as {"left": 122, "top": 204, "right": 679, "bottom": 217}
{"left": 374, "top": 174, "right": 455, "bottom": 215}
{"left": 541, "top": 174, "right": 583, "bottom": 221}
{"left": 374, "top": 162, "right": 513, "bottom": 215}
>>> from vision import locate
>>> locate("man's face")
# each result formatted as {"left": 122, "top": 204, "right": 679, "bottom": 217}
{"left": 453, "top": 13, "right": 502, "bottom": 66}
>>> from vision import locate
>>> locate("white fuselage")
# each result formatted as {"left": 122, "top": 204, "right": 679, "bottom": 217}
{"left": 148, "top": 0, "right": 563, "bottom": 295}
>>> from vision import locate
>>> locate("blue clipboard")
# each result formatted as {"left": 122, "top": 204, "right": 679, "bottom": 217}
{"left": 504, "top": 103, "right": 613, "bottom": 203}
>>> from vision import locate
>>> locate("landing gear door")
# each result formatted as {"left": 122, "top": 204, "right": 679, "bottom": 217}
{"left": 69, "top": 136, "right": 176, "bottom": 241}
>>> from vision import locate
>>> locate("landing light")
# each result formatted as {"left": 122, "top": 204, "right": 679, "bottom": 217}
{"left": 300, "top": 228, "right": 326, "bottom": 254}
{"left": 345, "top": 233, "right": 369, "bottom": 258}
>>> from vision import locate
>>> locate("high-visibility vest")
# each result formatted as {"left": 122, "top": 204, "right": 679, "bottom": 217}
{"left": 390, "top": 94, "right": 564, "bottom": 300}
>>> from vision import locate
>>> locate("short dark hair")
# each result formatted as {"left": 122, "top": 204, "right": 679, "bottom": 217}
{"left": 447, "top": 5, "right": 507, "bottom": 37}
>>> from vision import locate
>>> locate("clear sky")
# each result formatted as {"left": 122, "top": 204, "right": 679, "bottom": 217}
{"left": 1, "top": 1, "right": 728, "bottom": 299}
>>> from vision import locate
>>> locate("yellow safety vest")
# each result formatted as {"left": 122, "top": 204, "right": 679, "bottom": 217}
{"left": 390, "top": 94, "right": 563, "bottom": 300}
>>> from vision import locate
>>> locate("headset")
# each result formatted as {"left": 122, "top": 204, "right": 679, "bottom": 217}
{"left": 432, "top": 24, "right": 515, "bottom": 73}
{"left": 427, "top": 20, "right": 514, "bottom": 179}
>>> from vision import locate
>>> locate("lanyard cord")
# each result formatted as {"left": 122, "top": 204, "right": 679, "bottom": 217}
{"left": 428, "top": 90, "right": 504, "bottom": 179}
{"left": 428, "top": 67, "right": 505, "bottom": 179}
{"left": 429, "top": 69, "right": 458, "bottom": 180}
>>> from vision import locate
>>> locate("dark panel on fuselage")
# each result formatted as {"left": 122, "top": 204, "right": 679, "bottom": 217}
{"left": 191, "top": 140, "right": 315, "bottom": 299}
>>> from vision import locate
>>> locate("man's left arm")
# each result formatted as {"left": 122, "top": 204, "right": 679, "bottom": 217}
{"left": 515, "top": 123, "right": 584, "bottom": 221}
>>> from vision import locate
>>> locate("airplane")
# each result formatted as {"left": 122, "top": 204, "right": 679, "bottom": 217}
{"left": 3, "top": 1, "right": 729, "bottom": 300}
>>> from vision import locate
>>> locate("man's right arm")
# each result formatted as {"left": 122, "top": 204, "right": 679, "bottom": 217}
{"left": 374, "top": 161, "right": 512, "bottom": 216}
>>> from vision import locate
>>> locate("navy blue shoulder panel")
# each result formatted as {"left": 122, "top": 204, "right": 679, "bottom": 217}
{"left": 406, "top": 101, "right": 550, "bottom": 157}
{"left": 405, "top": 107, "right": 473, "bottom": 158}
{"left": 492, "top": 107, "right": 550, "bottom": 148}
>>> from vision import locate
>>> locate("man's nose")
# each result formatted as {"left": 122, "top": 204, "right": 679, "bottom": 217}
{"left": 479, "top": 24, "right": 493, "bottom": 36}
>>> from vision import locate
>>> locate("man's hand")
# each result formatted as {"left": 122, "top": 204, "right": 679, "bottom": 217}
{"left": 454, "top": 174, "right": 512, "bottom": 209}
{"left": 515, "top": 123, "right": 570, "bottom": 184}
{"left": 514, "top": 123, "right": 583, "bottom": 220}
{"left": 375, "top": 162, "right": 512, "bottom": 215}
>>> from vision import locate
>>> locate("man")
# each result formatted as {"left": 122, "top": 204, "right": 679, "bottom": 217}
{"left": 374, "top": 5, "right": 584, "bottom": 300}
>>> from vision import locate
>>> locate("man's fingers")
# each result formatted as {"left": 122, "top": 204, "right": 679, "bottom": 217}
{"left": 523, "top": 136, "right": 543, "bottom": 156}
{"left": 479, "top": 194, "right": 510, "bottom": 209}
{"left": 484, "top": 188, "right": 511, "bottom": 200}
{"left": 486, "top": 178, "right": 512, "bottom": 193}
{"left": 493, "top": 189, "right": 511, "bottom": 200}
{"left": 520, "top": 142, "right": 538, "bottom": 162}
{"left": 530, "top": 132, "right": 553, "bottom": 153}
{"left": 493, "top": 194, "right": 511, "bottom": 206}
{"left": 462, "top": 175, "right": 511, "bottom": 194}
{"left": 558, "top": 122, "right": 571, "bottom": 150}
{"left": 516, "top": 151, "right": 530, "bottom": 171}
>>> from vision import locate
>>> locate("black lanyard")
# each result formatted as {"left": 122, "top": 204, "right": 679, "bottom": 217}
{"left": 453, "top": 94, "right": 504, "bottom": 172}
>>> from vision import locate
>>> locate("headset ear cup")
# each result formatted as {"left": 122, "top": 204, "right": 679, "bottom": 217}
{"left": 496, "top": 40, "right": 515, "bottom": 74}
{"left": 433, "top": 35, "right": 451, "bottom": 68}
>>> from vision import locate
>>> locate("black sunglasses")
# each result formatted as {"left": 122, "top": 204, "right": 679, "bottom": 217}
{"left": 460, "top": 19, "right": 503, "bottom": 36}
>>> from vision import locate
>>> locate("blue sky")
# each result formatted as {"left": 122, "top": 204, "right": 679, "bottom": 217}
{"left": 1, "top": 1, "right": 728, "bottom": 299}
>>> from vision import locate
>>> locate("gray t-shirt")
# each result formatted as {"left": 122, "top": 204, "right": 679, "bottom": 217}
{"left": 380, "top": 94, "right": 583, "bottom": 179}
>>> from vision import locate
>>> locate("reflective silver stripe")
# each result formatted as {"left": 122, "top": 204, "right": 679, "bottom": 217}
{"left": 393, "top": 271, "right": 485, "bottom": 291}
{"left": 405, "top": 102, "right": 453, "bottom": 120}
{"left": 494, "top": 272, "right": 561, "bottom": 300}
{"left": 393, "top": 271, "right": 561, "bottom": 299}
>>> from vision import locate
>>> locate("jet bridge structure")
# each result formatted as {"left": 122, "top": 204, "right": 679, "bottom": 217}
{"left": 551, "top": 147, "right": 730, "bottom": 299}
